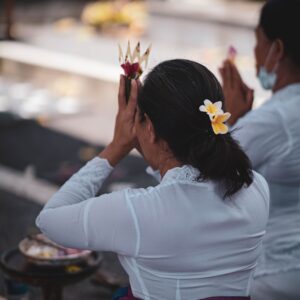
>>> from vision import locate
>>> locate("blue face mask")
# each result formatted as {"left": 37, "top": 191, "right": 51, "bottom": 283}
{"left": 258, "top": 43, "right": 278, "bottom": 90}
{"left": 258, "top": 66, "right": 277, "bottom": 90}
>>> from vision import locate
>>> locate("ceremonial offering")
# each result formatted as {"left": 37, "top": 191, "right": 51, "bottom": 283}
{"left": 119, "top": 41, "right": 151, "bottom": 102}
{"left": 19, "top": 234, "right": 91, "bottom": 266}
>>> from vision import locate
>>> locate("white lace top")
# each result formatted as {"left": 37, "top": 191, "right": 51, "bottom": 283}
{"left": 36, "top": 157, "right": 269, "bottom": 300}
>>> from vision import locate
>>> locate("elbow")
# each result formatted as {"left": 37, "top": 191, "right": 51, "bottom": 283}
{"left": 35, "top": 210, "right": 57, "bottom": 243}
{"left": 35, "top": 211, "right": 42, "bottom": 229}
{"left": 35, "top": 210, "right": 47, "bottom": 234}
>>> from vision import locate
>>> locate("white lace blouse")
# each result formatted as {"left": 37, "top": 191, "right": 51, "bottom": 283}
{"left": 36, "top": 157, "right": 269, "bottom": 300}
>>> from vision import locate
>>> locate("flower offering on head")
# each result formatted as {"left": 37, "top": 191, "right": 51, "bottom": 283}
{"left": 199, "top": 100, "right": 231, "bottom": 135}
{"left": 118, "top": 41, "right": 151, "bottom": 79}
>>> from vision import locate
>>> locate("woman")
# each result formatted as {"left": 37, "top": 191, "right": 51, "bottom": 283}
{"left": 36, "top": 60, "right": 269, "bottom": 300}
{"left": 219, "top": 0, "right": 300, "bottom": 299}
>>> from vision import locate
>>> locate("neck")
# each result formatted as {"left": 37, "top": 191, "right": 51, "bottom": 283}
{"left": 273, "top": 62, "right": 300, "bottom": 93}
{"left": 157, "top": 152, "right": 183, "bottom": 178}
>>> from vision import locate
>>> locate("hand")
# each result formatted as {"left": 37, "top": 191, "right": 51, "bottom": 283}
{"left": 219, "top": 59, "right": 254, "bottom": 126}
{"left": 99, "top": 75, "right": 138, "bottom": 166}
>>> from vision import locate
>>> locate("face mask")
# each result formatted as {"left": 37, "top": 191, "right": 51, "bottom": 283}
{"left": 258, "top": 66, "right": 277, "bottom": 90}
{"left": 258, "top": 43, "right": 278, "bottom": 90}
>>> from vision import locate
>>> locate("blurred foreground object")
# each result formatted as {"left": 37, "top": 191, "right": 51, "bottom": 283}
{"left": 81, "top": 0, "right": 147, "bottom": 36}
{"left": 1, "top": 0, "right": 15, "bottom": 40}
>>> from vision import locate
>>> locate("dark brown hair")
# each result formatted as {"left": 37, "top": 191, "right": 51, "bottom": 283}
{"left": 138, "top": 59, "right": 253, "bottom": 198}
{"left": 259, "top": 0, "right": 300, "bottom": 67}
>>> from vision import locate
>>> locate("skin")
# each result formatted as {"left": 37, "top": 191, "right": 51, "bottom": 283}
{"left": 99, "top": 75, "right": 182, "bottom": 177}
{"left": 219, "top": 26, "right": 300, "bottom": 126}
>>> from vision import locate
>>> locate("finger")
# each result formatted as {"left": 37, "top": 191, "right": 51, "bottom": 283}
{"left": 118, "top": 75, "right": 126, "bottom": 109}
{"left": 136, "top": 79, "right": 142, "bottom": 97}
{"left": 137, "top": 79, "right": 142, "bottom": 91}
{"left": 229, "top": 63, "right": 241, "bottom": 86}
{"left": 242, "top": 82, "right": 252, "bottom": 93}
{"left": 220, "top": 63, "right": 230, "bottom": 88}
{"left": 246, "top": 89, "right": 254, "bottom": 108}
{"left": 224, "top": 61, "right": 233, "bottom": 89}
{"left": 218, "top": 67, "right": 225, "bottom": 82}
{"left": 230, "top": 62, "right": 244, "bottom": 87}
{"left": 228, "top": 61, "right": 243, "bottom": 89}
{"left": 128, "top": 80, "right": 138, "bottom": 112}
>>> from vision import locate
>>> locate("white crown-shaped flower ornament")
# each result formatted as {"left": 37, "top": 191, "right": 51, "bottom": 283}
{"left": 118, "top": 41, "right": 151, "bottom": 79}
{"left": 199, "top": 99, "right": 231, "bottom": 135}
{"left": 118, "top": 41, "right": 151, "bottom": 102}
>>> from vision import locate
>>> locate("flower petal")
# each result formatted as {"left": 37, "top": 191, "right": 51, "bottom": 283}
{"left": 212, "top": 122, "right": 228, "bottom": 135}
{"left": 207, "top": 104, "right": 218, "bottom": 115}
{"left": 118, "top": 44, "right": 124, "bottom": 64}
{"left": 204, "top": 99, "right": 212, "bottom": 106}
{"left": 132, "top": 42, "right": 140, "bottom": 62}
{"left": 199, "top": 105, "right": 207, "bottom": 112}
{"left": 218, "top": 123, "right": 229, "bottom": 134}
{"left": 126, "top": 41, "right": 133, "bottom": 63}
{"left": 139, "top": 44, "right": 151, "bottom": 68}
{"left": 214, "top": 101, "right": 223, "bottom": 110}
{"left": 217, "top": 112, "right": 231, "bottom": 123}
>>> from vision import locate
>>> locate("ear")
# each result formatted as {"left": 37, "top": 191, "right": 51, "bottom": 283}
{"left": 144, "top": 114, "right": 157, "bottom": 144}
{"left": 274, "top": 38, "right": 285, "bottom": 61}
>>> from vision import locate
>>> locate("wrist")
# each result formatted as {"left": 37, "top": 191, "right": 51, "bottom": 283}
{"left": 98, "top": 142, "right": 130, "bottom": 167}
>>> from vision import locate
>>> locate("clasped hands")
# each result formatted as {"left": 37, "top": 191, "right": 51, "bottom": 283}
{"left": 219, "top": 59, "right": 254, "bottom": 126}
{"left": 99, "top": 75, "right": 140, "bottom": 166}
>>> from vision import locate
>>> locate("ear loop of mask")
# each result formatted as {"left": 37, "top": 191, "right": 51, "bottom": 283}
{"left": 258, "top": 42, "right": 279, "bottom": 90}
{"left": 264, "top": 42, "right": 279, "bottom": 73}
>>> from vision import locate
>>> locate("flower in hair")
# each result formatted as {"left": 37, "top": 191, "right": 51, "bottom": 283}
{"left": 211, "top": 113, "right": 231, "bottom": 135}
{"left": 199, "top": 99, "right": 223, "bottom": 117}
{"left": 199, "top": 99, "right": 231, "bottom": 135}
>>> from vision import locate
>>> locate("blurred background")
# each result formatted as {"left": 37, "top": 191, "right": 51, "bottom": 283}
{"left": 0, "top": 0, "right": 267, "bottom": 299}
{"left": 0, "top": 0, "right": 268, "bottom": 145}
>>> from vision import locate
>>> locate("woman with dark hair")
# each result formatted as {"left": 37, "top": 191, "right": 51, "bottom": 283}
{"left": 36, "top": 60, "right": 269, "bottom": 300}
{"left": 219, "top": 0, "right": 300, "bottom": 299}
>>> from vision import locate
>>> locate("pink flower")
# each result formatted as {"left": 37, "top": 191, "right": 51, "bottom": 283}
{"left": 119, "top": 42, "right": 151, "bottom": 79}
{"left": 121, "top": 62, "right": 141, "bottom": 78}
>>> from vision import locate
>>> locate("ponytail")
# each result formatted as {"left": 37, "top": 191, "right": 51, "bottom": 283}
{"left": 187, "top": 134, "right": 253, "bottom": 198}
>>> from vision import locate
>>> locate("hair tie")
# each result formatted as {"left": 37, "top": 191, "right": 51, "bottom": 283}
{"left": 199, "top": 99, "right": 231, "bottom": 135}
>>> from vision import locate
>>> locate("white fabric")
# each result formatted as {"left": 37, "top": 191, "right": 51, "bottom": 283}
{"left": 37, "top": 157, "right": 269, "bottom": 300}
{"left": 232, "top": 83, "right": 300, "bottom": 278}
{"left": 251, "top": 269, "right": 300, "bottom": 300}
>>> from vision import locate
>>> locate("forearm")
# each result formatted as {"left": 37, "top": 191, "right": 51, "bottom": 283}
{"left": 99, "top": 142, "right": 130, "bottom": 167}
{"left": 43, "top": 157, "right": 113, "bottom": 210}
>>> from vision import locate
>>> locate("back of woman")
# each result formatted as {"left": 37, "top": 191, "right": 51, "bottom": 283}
{"left": 120, "top": 171, "right": 268, "bottom": 299}
{"left": 36, "top": 59, "right": 269, "bottom": 300}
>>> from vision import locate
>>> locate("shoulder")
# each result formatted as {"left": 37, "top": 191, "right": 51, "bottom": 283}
{"left": 252, "top": 171, "right": 269, "bottom": 195}
{"left": 248, "top": 171, "right": 270, "bottom": 209}
{"left": 231, "top": 98, "right": 286, "bottom": 152}
{"left": 125, "top": 179, "right": 183, "bottom": 200}
{"left": 124, "top": 179, "right": 214, "bottom": 213}
{"left": 234, "top": 99, "right": 280, "bottom": 129}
